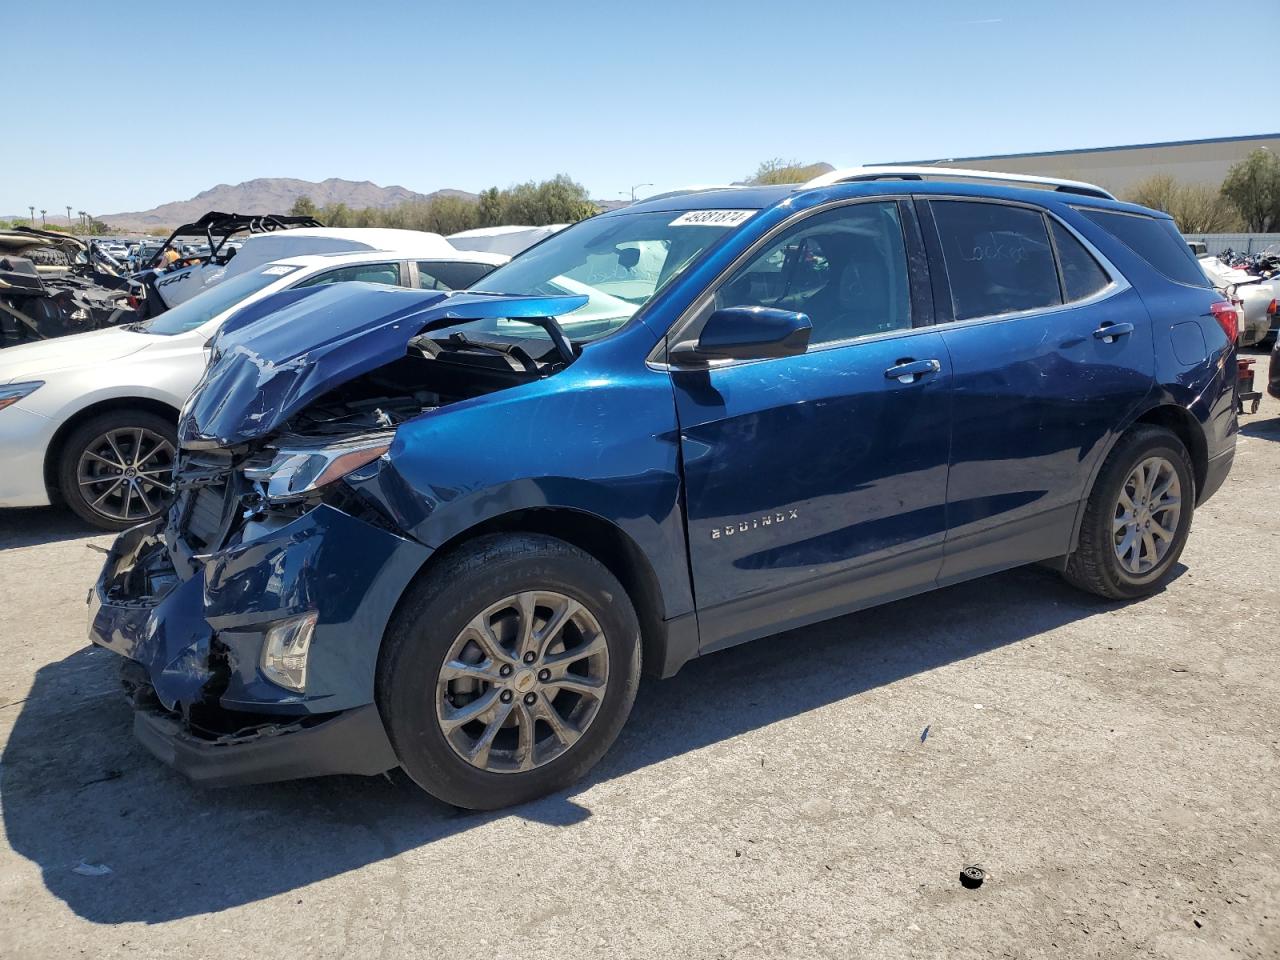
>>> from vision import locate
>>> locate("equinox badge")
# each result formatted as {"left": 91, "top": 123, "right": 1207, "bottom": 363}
{"left": 711, "top": 509, "right": 799, "bottom": 540}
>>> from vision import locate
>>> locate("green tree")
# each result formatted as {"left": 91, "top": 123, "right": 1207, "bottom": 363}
{"left": 1221, "top": 149, "right": 1280, "bottom": 233}
{"left": 320, "top": 202, "right": 351, "bottom": 227}
{"left": 289, "top": 195, "right": 318, "bottom": 218}
{"left": 476, "top": 187, "right": 503, "bottom": 227}
{"left": 749, "top": 158, "right": 831, "bottom": 185}
{"left": 1126, "top": 175, "right": 1242, "bottom": 233}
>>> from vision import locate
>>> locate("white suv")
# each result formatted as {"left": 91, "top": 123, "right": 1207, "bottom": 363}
{"left": 0, "top": 246, "right": 506, "bottom": 528}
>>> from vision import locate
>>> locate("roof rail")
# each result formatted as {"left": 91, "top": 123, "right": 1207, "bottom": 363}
{"left": 640, "top": 185, "right": 745, "bottom": 203}
{"left": 801, "top": 165, "right": 1116, "bottom": 200}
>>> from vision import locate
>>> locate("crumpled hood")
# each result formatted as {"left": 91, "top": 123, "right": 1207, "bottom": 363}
{"left": 179, "top": 282, "right": 587, "bottom": 447}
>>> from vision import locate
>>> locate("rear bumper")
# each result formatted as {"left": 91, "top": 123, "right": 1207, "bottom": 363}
{"left": 133, "top": 702, "right": 397, "bottom": 787}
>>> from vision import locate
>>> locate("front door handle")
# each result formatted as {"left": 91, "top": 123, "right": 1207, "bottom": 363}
{"left": 884, "top": 358, "right": 941, "bottom": 384}
{"left": 1093, "top": 321, "right": 1134, "bottom": 343}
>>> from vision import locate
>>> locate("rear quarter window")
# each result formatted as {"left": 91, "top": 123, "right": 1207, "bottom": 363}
{"left": 1078, "top": 209, "right": 1209, "bottom": 288}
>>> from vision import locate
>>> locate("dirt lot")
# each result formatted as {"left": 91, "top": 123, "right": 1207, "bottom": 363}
{"left": 1, "top": 356, "right": 1277, "bottom": 960}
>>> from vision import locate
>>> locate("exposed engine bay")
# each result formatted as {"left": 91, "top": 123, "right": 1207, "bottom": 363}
{"left": 168, "top": 317, "right": 575, "bottom": 558}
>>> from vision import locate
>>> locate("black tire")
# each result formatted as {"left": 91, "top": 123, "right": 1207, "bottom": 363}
{"left": 377, "top": 533, "right": 642, "bottom": 810}
{"left": 57, "top": 409, "right": 178, "bottom": 531}
{"left": 1063, "top": 425, "right": 1195, "bottom": 600}
{"left": 20, "top": 246, "right": 69, "bottom": 266}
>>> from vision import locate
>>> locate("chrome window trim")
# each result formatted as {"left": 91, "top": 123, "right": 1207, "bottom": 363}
{"left": 648, "top": 195, "right": 912, "bottom": 369}
{"left": 649, "top": 193, "right": 1132, "bottom": 371}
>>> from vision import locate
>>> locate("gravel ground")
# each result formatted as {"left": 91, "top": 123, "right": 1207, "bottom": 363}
{"left": 1, "top": 358, "right": 1277, "bottom": 960}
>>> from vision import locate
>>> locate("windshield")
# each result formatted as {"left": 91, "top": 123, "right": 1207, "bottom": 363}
{"left": 139, "top": 264, "right": 301, "bottom": 335}
{"left": 465, "top": 209, "right": 754, "bottom": 341}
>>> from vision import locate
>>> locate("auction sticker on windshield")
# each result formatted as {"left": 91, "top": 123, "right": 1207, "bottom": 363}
{"left": 669, "top": 210, "right": 756, "bottom": 227}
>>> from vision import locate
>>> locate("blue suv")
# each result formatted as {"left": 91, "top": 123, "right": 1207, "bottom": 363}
{"left": 89, "top": 168, "right": 1239, "bottom": 809}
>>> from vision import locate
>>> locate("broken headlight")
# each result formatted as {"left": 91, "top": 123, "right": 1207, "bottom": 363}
{"left": 243, "top": 431, "right": 394, "bottom": 503}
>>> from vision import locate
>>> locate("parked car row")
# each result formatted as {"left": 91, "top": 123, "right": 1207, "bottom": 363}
{"left": 9, "top": 165, "right": 1230, "bottom": 810}
{"left": 0, "top": 236, "right": 507, "bottom": 528}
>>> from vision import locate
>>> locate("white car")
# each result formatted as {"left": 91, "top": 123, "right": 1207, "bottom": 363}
{"left": 145, "top": 226, "right": 466, "bottom": 311}
{"left": 446, "top": 224, "right": 567, "bottom": 257}
{"left": 0, "top": 246, "right": 506, "bottom": 529}
{"left": 1198, "top": 256, "right": 1276, "bottom": 347}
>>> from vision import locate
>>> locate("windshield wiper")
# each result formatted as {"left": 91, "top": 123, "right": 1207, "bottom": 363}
{"left": 415, "top": 313, "right": 577, "bottom": 365}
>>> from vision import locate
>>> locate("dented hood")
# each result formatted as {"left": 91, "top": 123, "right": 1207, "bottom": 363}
{"left": 178, "top": 282, "right": 586, "bottom": 447}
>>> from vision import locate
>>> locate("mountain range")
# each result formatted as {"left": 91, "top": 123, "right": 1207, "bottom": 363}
{"left": 95, "top": 178, "right": 475, "bottom": 231}
{"left": 12, "top": 168, "right": 833, "bottom": 232}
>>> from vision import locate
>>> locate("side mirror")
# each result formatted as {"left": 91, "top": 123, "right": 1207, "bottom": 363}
{"left": 669, "top": 306, "right": 811, "bottom": 365}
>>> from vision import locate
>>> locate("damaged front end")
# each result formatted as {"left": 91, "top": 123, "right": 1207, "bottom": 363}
{"left": 0, "top": 228, "right": 145, "bottom": 347}
{"left": 88, "top": 282, "right": 586, "bottom": 785}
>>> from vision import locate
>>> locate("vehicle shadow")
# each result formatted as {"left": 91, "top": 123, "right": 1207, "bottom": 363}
{"left": 1241, "top": 416, "right": 1280, "bottom": 440}
{"left": 1, "top": 563, "right": 1162, "bottom": 924}
{"left": 0, "top": 507, "right": 103, "bottom": 552}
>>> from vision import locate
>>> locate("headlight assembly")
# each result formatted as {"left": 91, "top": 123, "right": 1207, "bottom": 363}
{"left": 0, "top": 381, "right": 44, "bottom": 412}
{"left": 244, "top": 431, "right": 394, "bottom": 503}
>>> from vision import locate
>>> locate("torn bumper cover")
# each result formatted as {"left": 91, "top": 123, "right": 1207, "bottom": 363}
{"left": 88, "top": 505, "right": 431, "bottom": 786}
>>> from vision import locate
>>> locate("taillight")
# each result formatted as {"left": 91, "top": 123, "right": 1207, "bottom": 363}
{"left": 1268, "top": 298, "right": 1277, "bottom": 316}
{"left": 1210, "top": 300, "right": 1239, "bottom": 343}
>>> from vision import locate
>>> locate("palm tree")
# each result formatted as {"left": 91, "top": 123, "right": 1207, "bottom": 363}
{"left": 40, "top": 209, "right": 47, "bottom": 227}
{"left": 65, "top": 205, "right": 72, "bottom": 226}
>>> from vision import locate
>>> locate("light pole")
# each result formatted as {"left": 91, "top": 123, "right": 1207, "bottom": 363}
{"left": 620, "top": 183, "right": 653, "bottom": 204}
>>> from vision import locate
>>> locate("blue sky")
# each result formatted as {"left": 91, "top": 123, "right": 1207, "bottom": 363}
{"left": 7, "top": 0, "right": 1255, "bottom": 217}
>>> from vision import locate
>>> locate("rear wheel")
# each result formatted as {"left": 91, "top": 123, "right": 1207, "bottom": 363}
{"left": 1063, "top": 425, "right": 1194, "bottom": 600}
{"left": 57, "top": 410, "right": 177, "bottom": 530}
{"left": 377, "top": 533, "right": 641, "bottom": 810}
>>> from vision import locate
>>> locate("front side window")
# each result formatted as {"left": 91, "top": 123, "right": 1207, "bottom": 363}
{"left": 932, "top": 201, "right": 1061, "bottom": 321}
{"left": 714, "top": 201, "right": 911, "bottom": 345}
{"left": 295, "top": 262, "right": 403, "bottom": 288}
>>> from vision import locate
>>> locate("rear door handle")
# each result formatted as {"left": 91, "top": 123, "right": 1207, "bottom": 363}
{"left": 1093, "top": 321, "right": 1134, "bottom": 343}
{"left": 884, "top": 358, "right": 941, "bottom": 384}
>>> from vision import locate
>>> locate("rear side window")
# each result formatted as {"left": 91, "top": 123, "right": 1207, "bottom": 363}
{"left": 417, "top": 260, "right": 496, "bottom": 290}
{"left": 932, "top": 201, "right": 1061, "bottom": 321}
{"left": 1078, "top": 209, "right": 1209, "bottom": 288}
{"left": 1050, "top": 220, "right": 1111, "bottom": 301}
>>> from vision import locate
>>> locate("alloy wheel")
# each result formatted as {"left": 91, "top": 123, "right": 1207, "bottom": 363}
{"left": 1113, "top": 455, "right": 1181, "bottom": 576}
{"left": 76, "top": 427, "right": 176, "bottom": 523}
{"left": 435, "top": 590, "right": 609, "bottom": 774}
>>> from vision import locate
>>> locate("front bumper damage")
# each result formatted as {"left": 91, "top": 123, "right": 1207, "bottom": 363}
{"left": 89, "top": 503, "right": 432, "bottom": 786}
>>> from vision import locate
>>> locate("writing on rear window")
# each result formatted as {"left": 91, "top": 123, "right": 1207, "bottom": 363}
{"left": 669, "top": 210, "right": 755, "bottom": 228}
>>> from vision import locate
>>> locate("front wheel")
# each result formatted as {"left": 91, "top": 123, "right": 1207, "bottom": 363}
{"left": 377, "top": 534, "right": 641, "bottom": 810}
{"left": 57, "top": 410, "right": 177, "bottom": 531}
{"left": 1063, "top": 425, "right": 1195, "bottom": 600}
